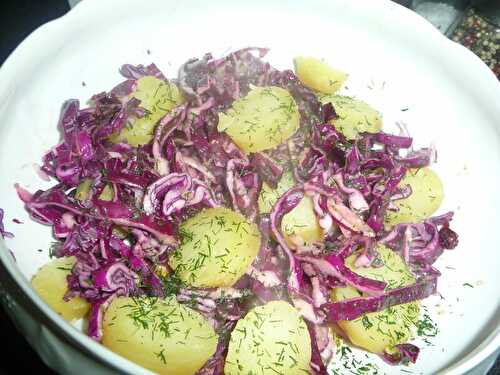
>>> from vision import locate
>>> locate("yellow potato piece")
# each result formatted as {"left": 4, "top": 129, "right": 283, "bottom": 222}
{"left": 319, "top": 94, "right": 383, "bottom": 140}
{"left": 258, "top": 171, "right": 323, "bottom": 246}
{"left": 258, "top": 170, "right": 296, "bottom": 214}
{"left": 385, "top": 167, "right": 444, "bottom": 226}
{"left": 110, "top": 76, "right": 184, "bottom": 147}
{"left": 225, "top": 300, "right": 311, "bottom": 375}
{"left": 132, "top": 76, "right": 184, "bottom": 113}
{"left": 282, "top": 195, "right": 323, "bottom": 247}
{"left": 110, "top": 116, "right": 157, "bottom": 147}
{"left": 75, "top": 180, "right": 114, "bottom": 201}
{"left": 294, "top": 56, "right": 348, "bottom": 94}
{"left": 112, "top": 225, "right": 130, "bottom": 239}
{"left": 102, "top": 296, "right": 217, "bottom": 375}
{"left": 217, "top": 86, "right": 300, "bottom": 153}
{"left": 75, "top": 178, "right": 92, "bottom": 201}
{"left": 99, "top": 184, "right": 115, "bottom": 201}
{"left": 169, "top": 207, "right": 261, "bottom": 288}
{"left": 31, "top": 257, "right": 90, "bottom": 321}
{"left": 332, "top": 245, "right": 420, "bottom": 353}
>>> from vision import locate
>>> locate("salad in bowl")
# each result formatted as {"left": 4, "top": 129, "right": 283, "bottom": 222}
{"left": 13, "top": 48, "right": 459, "bottom": 375}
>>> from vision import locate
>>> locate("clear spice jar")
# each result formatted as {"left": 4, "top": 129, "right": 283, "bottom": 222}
{"left": 449, "top": 1, "right": 500, "bottom": 78}
{"left": 411, "top": 0, "right": 471, "bottom": 33}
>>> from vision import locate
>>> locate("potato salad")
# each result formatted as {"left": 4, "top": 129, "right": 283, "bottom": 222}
{"left": 14, "top": 48, "right": 459, "bottom": 374}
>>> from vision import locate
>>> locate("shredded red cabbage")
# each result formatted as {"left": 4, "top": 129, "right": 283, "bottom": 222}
{"left": 321, "top": 275, "right": 438, "bottom": 322}
{"left": 0, "top": 208, "right": 14, "bottom": 239}
{"left": 381, "top": 343, "right": 420, "bottom": 365}
{"left": 307, "top": 322, "right": 329, "bottom": 375}
{"left": 15, "top": 47, "right": 459, "bottom": 370}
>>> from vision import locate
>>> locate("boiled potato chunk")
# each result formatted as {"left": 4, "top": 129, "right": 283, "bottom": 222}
{"left": 217, "top": 86, "right": 300, "bottom": 153}
{"left": 110, "top": 116, "right": 155, "bottom": 147}
{"left": 75, "top": 180, "right": 114, "bottom": 201}
{"left": 319, "top": 94, "right": 382, "bottom": 140}
{"left": 294, "top": 56, "right": 348, "bottom": 94}
{"left": 31, "top": 257, "right": 90, "bottom": 321}
{"left": 225, "top": 300, "right": 311, "bottom": 375}
{"left": 258, "top": 171, "right": 323, "bottom": 246}
{"left": 169, "top": 207, "right": 261, "bottom": 288}
{"left": 75, "top": 178, "right": 92, "bottom": 201}
{"left": 132, "top": 76, "right": 184, "bottom": 113}
{"left": 102, "top": 296, "right": 217, "bottom": 375}
{"left": 99, "top": 184, "right": 114, "bottom": 201}
{"left": 258, "top": 170, "right": 296, "bottom": 214}
{"left": 385, "top": 167, "right": 444, "bottom": 226}
{"left": 282, "top": 195, "right": 323, "bottom": 247}
{"left": 110, "top": 76, "right": 184, "bottom": 146}
{"left": 332, "top": 245, "right": 420, "bottom": 353}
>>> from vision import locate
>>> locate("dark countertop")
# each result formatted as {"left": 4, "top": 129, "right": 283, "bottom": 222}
{"left": 0, "top": 2, "right": 70, "bottom": 373}
{"left": 0, "top": 1, "right": 498, "bottom": 374}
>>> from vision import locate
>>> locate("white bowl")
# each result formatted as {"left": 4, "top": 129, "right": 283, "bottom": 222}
{"left": 0, "top": 0, "right": 499, "bottom": 374}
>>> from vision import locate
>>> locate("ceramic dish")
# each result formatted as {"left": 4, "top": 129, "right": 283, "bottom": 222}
{"left": 0, "top": 0, "right": 499, "bottom": 374}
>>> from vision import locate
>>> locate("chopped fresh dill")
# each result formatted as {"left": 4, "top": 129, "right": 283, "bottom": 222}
{"left": 362, "top": 315, "right": 373, "bottom": 330}
{"left": 154, "top": 348, "right": 166, "bottom": 364}
{"left": 416, "top": 313, "right": 439, "bottom": 338}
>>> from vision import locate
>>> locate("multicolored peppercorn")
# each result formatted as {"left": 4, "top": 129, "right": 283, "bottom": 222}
{"left": 451, "top": 8, "right": 500, "bottom": 79}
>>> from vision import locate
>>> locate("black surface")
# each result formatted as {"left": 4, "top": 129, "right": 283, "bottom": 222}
{"left": 0, "top": 2, "right": 69, "bottom": 373}
{"left": 0, "top": 1, "right": 498, "bottom": 375}
{"left": 475, "top": 0, "right": 500, "bottom": 26}
{"left": 0, "top": 305, "right": 55, "bottom": 374}
{"left": 0, "top": 1, "right": 69, "bottom": 64}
